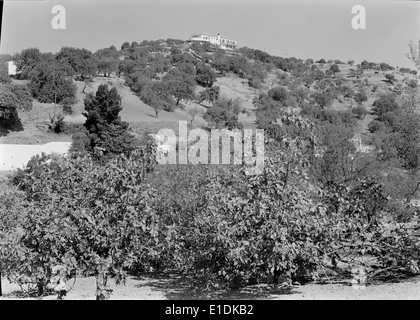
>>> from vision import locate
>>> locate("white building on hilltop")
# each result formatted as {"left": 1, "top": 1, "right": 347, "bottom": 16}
{"left": 189, "top": 33, "right": 238, "bottom": 50}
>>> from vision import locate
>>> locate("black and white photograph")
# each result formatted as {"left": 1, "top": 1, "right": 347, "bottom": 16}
{"left": 0, "top": 0, "right": 420, "bottom": 305}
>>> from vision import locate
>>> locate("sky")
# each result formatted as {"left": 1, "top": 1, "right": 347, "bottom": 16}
{"left": 0, "top": 0, "right": 419, "bottom": 68}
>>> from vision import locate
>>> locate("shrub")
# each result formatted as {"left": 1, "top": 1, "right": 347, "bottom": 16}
{"left": 0, "top": 87, "right": 23, "bottom": 136}
{"left": 368, "top": 119, "right": 385, "bottom": 133}
{"left": 7, "top": 84, "right": 33, "bottom": 111}
{"left": 380, "top": 62, "right": 395, "bottom": 71}
{"left": 3, "top": 149, "right": 160, "bottom": 299}
{"left": 328, "top": 64, "right": 340, "bottom": 74}
{"left": 407, "top": 79, "right": 418, "bottom": 89}
{"left": 197, "top": 86, "right": 220, "bottom": 104}
{"left": 48, "top": 112, "right": 66, "bottom": 133}
{"left": 0, "top": 67, "right": 11, "bottom": 84}
{"left": 195, "top": 62, "right": 216, "bottom": 87}
{"left": 315, "top": 59, "right": 326, "bottom": 64}
{"left": 202, "top": 97, "right": 242, "bottom": 130}
{"left": 311, "top": 91, "right": 334, "bottom": 108}
{"left": 352, "top": 105, "right": 368, "bottom": 119}
{"left": 268, "top": 86, "right": 289, "bottom": 103}
{"left": 385, "top": 73, "right": 396, "bottom": 84}
{"left": 354, "top": 91, "right": 368, "bottom": 105}
{"left": 372, "top": 94, "right": 399, "bottom": 116}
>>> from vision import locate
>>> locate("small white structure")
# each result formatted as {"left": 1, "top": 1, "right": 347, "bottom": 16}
{"left": 190, "top": 33, "right": 238, "bottom": 50}
{"left": 5, "top": 61, "right": 17, "bottom": 76}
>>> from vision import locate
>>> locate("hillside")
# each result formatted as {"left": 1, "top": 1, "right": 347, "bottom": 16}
{"left": 0, "top": 42, "right": 417, "bottom": 145}
{"left": 1, "top": 40, "right": 420, "bottom": 301}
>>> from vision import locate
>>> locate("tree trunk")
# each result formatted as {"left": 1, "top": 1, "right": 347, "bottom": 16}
{"left": 37, "top": 280, "right": 44, "bottom": 297}
{"left": 95, "top": 272, "right": 109, "bottom": 300}
{"left": 0, "top": 270, "right": 2, "bottom": 297}
{"left": 273, "top": 268, "right": 281, "bottom": 285}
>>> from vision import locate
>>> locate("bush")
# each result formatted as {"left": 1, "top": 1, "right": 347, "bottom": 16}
{"left": 328, "top": 64, "right": 340, "bottom": 74}
{"left": 0, "top": 87, "right": 23, "bottom": 136}
{"left": 352, "top": 105, "right": 368, "bottom": 119}
{"left": 0, "top": 67, "right": 11, "bottom": 84}
{"left": 310, "top": 91, "right": 334, "bottom": 108}
{"left": 380, "top": 62, "right": 395, "bottom": 71}
{"left": 48, "top": 112, "right": 66, "bottom": 133}
{"left": 368, "top": 119, "right": 385, "bottom": 133}
{"left": 202, "top": 97, "right": 242, "bottom": 130}
{"left": 3, "top": 149, "right": 160, "bottom": 299}
{"left": 248, "top": 78, "right": 263, "bottom": 89}
{"left": 385, "top": 73, "right": 396, "bottom": 84}
{"left": 315, "top": 59, "right": 326, "bottom": 64}
{"left": 354, "top": 91, "right": 368, "bottom": 105}
{"left": 7, "top": 84, "right": 33, "bottom": 111}
{"left": 372, "top": 94, "right": 399, "bottom": 116}
{"left": 407, "top": 79, "right": 418, "bottom": 89}
{"left": 195, "top": 62, "right": 216, "bottom": 87}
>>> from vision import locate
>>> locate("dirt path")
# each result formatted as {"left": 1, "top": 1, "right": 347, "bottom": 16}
{"left": 1, "top": 274, "right": 420, "bottom": 300}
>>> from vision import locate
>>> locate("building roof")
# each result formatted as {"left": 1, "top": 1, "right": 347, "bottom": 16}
{"left": 191, "top": 33, "right": 237, "bottom": 42}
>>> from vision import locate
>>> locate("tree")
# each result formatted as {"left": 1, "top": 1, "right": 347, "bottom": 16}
{"left": 0, "top": 87, "right": 23, "bottom": 136}
{"left": 406, "top": 40, "right": 420, "bottom": 72}
{"left": 202, "top": 97, "right": 242, "bottom": 130}
{"left": 120, "top": 41, "right": 131, "bottom": 52}
{"left": 311, "top": 91, "right": 334, "bottom": 108}
{"left": 55, "top": 47, "right": 96, "bottom": 80}
{"left": 13, "top": 47, "right": 42, "bottom": 79}
{"left": 197, "top": 86, "right": 220, "bottom": 104}
{"left": 268, "top": 86, "right": 289, "bottom": 103}
{"left": 28, "top": 61, "right": 77, "bottom": 105}
{"left": 254, "top": 93, "right": 285, "bottom": 129}
{"left": 328, "top": 64, "right": 340, "bottom": 74}
{"left": 79, "top": 84, "right": 136, "bottom": 159}
{"left": 196, "top": 62, "right": 216, "bottom": 87}
{"left": 94, "top": 46, "right": 120, "bottom": 77}
{"left": 0, "top": 67, "right": 11, "bottom": 84}
{"left": 6, "top": 84, "right": 33, "bottom": 111}
{"left": 385, "top": 73, "right": 396, "bottom": 84}
{"left": 354, "top": 90, "right": 368, "bottom": 105}
{"left": 140, "top": 81, "right": 176, "bottom": 117}
{"left": 372, "top": 94, "right": 399, "bottom": 117}
{"left": 163, "top": 69, "right": 196, "bottom": 106}
{"left": 187, "top": 106, "right": 202, "bottom": 125}
{"left": 352, "top": 105, "right": 368, "bottom": 119}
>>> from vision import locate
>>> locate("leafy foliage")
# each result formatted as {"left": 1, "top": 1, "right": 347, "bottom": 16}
{"left": 76, "top": 84, "right": 136, "bottom": 159}
{"left": 13, "top": 48, "right": 43, "bottom": 79}
{"left": 0, "top": 86, "right": 24, "bottom": 136}
{"left": 3, "top": 149, "right": 159, "bottom": 299}
{"left": 202, "top": 97, "right": 242, "bottom": 130}
{"left": 28, "top": 61, "right": 77, "bottom": 104}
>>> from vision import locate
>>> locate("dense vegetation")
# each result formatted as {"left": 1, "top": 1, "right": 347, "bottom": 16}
{"left": 1, "top": 39, "right": 420, "bottom": 299}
